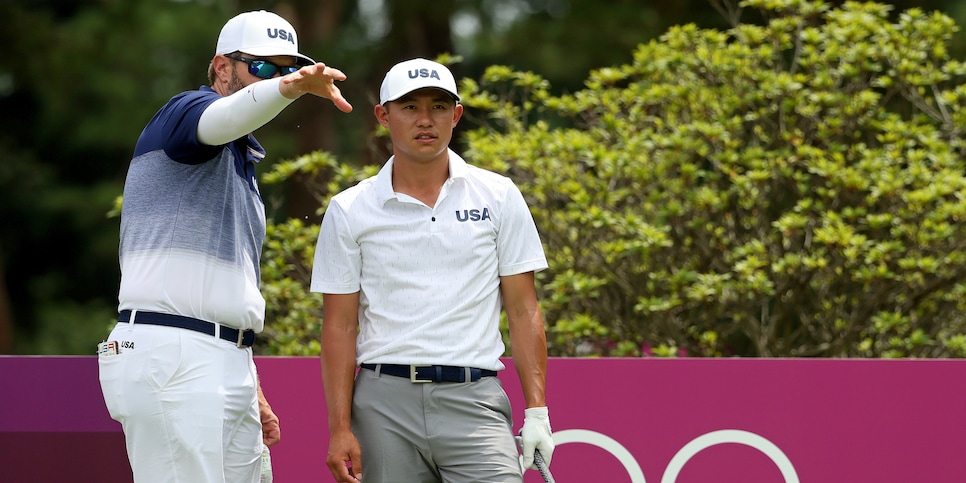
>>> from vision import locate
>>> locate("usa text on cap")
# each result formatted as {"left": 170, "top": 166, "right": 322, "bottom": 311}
{"left": 216, "top": 10, "right": 315, "bottom": 66}
{"left": 379, "top": 58, "right": 460, "bottom": 105}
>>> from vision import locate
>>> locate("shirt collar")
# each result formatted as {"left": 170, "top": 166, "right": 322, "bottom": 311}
{"left": 375, "top": 148, "right": 467, "bottom": 204}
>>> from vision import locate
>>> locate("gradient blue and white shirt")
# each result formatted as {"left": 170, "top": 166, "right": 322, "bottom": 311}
{"left": 117, "top": 86, "right": 267, "bottom": 332}
{"left": 311, "top": 149, "right": 547, "bottom": 370}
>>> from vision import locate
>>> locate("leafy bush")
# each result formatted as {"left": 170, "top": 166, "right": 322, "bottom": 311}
{"left": 259, "top": 151, "right": 378, "bottom": 356}
{"left": 261, "top": 0, "right": 966, "bottom": 358}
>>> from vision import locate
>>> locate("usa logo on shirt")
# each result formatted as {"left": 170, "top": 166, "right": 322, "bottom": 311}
{"left": 456, "top": 208, "right": 491, "bottom": 222}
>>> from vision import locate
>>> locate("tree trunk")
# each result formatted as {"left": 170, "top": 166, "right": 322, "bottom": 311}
{"left": 0, "top": 242, "right": 14, "bottom": 354}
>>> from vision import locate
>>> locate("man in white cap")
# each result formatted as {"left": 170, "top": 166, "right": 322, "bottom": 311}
{"left": 312, "top": 58, "right": 554, "bottom": 483}
{"left": 97, "top": 10, "right": 352, "bottom": 483}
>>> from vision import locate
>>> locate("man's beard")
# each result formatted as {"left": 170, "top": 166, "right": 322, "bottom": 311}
{"left": 226, "top": 69, "right": 246, "bottom": 95}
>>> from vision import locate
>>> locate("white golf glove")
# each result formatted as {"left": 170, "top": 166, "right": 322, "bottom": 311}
{"left": 519, "top": 406, "right": 554, "bottom": 471}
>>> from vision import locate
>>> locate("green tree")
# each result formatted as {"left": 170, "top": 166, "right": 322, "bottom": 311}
{"left": 258, "top": 151, "right": 379, "bottom": 356}
{"left": 259, "top": 0, "right": 966, "bottom": 358}
{"left": 0, "top": 0, "right": 222, "bottom": 353}
{"left": 464, "top": 0, "right": 966, "bottom": 358}
{"left": 9, "top": 0, "right": 966, "bottom": 355}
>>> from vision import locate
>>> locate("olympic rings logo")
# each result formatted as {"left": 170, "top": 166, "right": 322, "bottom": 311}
{"left": 553, "top": 429, "right": 800, "bottom": 483}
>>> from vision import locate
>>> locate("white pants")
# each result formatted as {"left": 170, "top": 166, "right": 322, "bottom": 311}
{"left": 98, "top": 322, "right": 262, "bottom": 483}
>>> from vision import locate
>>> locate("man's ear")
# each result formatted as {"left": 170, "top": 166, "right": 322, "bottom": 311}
{"left": 452, "top": 103, "right": 464, "bottom": 125}
{"left": 374, "top": 104, "right": 390, "bottom": 128}
{"left": 212, "top": 55, "right": 233, "bottom": 82}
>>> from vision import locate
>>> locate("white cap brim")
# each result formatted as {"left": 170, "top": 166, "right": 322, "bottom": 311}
{"left": 238, "top": 47, "right": 316, "bottom": 66}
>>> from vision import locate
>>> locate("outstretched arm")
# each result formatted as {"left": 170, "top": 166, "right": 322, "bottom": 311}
{"left": 198, "top": 62, "right": 352, "bottom": 146}
{"left": 279, "top": 62, "right": 353, "bottom": 113}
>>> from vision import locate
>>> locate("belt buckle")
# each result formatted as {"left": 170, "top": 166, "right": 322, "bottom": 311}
{"left": 236, "top": 330, "right": 245, "bottom": 348}
{"left": 410, "top": 365, "right": 433, "bottom": 383}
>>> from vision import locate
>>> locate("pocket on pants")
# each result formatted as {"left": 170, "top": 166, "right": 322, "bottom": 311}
{"left": 98, "top": 348, "right": 126, "bottom": 420}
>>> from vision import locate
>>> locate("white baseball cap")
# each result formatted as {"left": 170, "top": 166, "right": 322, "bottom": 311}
{"left": 215, "top": 10, "right": 315, "bottom": 66}
{"left": 379, "top": 58, "right": 460, "bottom": 105}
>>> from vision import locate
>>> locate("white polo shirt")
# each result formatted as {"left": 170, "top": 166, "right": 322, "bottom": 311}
{"left": 310, "top": 149, "right": 547, "bottom": 371}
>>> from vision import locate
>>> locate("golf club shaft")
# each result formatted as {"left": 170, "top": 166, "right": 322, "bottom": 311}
{"left": 534, "top": 448, "right": 555, "bottom": 483}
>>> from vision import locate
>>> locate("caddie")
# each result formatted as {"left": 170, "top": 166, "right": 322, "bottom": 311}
{"left": 98, "top": 10, "right": 351, "bottom": 482}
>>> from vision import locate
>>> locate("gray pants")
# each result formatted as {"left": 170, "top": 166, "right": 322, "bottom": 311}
{"left": 352, "top": 366, "right": 524, "bottom": 483}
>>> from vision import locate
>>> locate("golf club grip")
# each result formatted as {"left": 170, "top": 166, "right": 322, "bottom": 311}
{"left": 534, "top": 448, "right": 555, "bottom": 483}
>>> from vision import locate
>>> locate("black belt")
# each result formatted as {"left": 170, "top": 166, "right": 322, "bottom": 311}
{"left": 361, "top": 363, "right": 497, "bottom": 383}
{"left": 118, "top": 310, "right": 255, "bottom": 348}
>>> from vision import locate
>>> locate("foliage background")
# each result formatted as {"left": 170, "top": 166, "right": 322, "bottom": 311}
{"left": 3, "top": 0, "right": 966, "bottom": 357}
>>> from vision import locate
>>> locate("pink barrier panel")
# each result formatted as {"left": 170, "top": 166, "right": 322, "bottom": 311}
{"left": 2, "top": 356, "right": 966, "bottom": 482}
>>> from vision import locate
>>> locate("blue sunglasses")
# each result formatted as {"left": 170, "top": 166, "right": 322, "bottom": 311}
{"left": 227, "top": 54, "right": 300, "bottom": 79}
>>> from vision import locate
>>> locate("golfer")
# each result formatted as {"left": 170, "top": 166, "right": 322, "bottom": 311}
{"left": 312, "top": 58, "right": 554, "bottom": 483}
